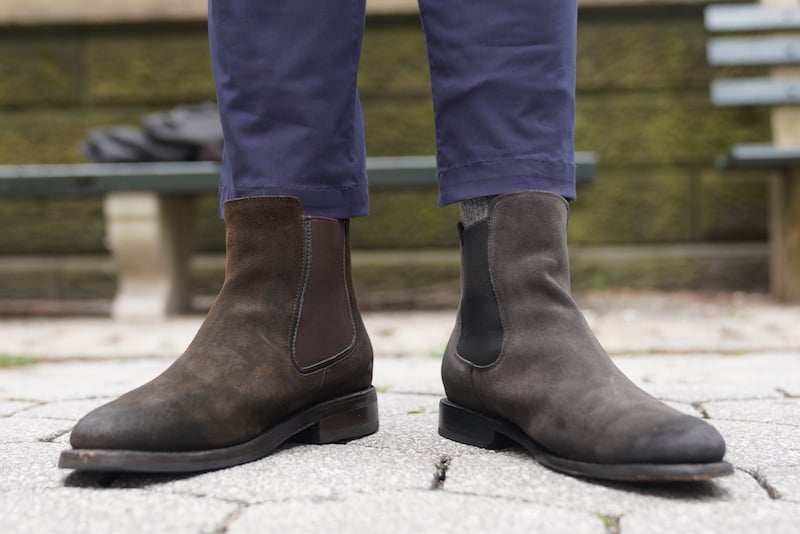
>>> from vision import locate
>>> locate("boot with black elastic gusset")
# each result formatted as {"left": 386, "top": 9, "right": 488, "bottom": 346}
{"left": 60, "top": 196, "right": 377, "bottom": 473}
{"left": 439, "top": 191, "right": 733, "bottom": 482}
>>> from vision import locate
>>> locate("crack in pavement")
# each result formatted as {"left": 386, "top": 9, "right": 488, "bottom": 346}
{"left": 211, "top": 503, "right": 249, "bottom": 534}
{"left": 431, "top": 455, "right": 451, "bottom": 490}
{"left": 36, "top": 427, "right": 73, "bottom": 443}
{"left": 738, "top": 467, "right": 783, "bottom": 500}
{"left": 690, "top": 401, "right": 711, "bottom": 419}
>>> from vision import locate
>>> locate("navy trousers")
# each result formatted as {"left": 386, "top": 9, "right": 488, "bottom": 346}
{"left": 209, "top": 1, "right": 577, "bottom": 218}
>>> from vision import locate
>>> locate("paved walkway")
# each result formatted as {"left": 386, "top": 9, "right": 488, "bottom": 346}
{"left": 1, "top": 291, "right": 799, "bottom": 533}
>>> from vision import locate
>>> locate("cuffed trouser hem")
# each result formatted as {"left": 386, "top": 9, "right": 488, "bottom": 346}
{"left": 436, "top": 156, "right": 576, "bottom": 207}
{"left": 219, "top": 182, "right": 369, "bottom": 219}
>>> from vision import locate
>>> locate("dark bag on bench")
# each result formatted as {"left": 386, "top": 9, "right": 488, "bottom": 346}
{"left": 82, "top": 103, "right": 224, "bottom": 163}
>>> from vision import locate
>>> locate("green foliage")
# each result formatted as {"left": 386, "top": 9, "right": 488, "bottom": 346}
{"left": 0, "top": 354, "right": 38, "bottom": 368}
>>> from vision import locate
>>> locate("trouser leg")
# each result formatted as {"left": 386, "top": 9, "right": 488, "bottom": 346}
{"left": 209, "top": 0, "right": 369, "bottom": 218}
{"left": 417, "top": 0, "right": 578, "bottom": 205}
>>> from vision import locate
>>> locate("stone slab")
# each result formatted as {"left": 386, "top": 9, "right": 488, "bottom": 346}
{"left": 364, "top": 312, "right": 452, "bottom": 359}
{"left": 622, "top": 502, "right": 800, "bottom": 534}
{"left": 13, "top": 398, "right": 112, "bottom": 421}
{"left": 0, "top": 359, "right": 167, "bottom": 402}
{"left": 761, "top": 467, "right": 800, "bottom": 503}
{"left": 584, "top": 296, "right": 800, "bottom": 355}
{"left": 0, "top": 442, "right": 68, "bottom": 492}
{"left": 373, "top": 358, "right": 444, "bottom": 396}
{"left": 0, "top": 399, "right": 37, "bottom": 416}
{"left": 704, "top": 398, "right": 800, "bottom": 427}
{"left": 228, "top": 490, "right": 605, "bottom": 534}
{"left": 0, "top": 489, "right": 237, "bottom": 534}
{"left": 0, "top": 318, "right": 196, "bottom": 359}
{"left": 614, "top": 353, "right": 800, "bottom": 402}
{"left": 0, "top": 417, "right": 73, "bottom": 445}
{"left": 111, "top": 445, "right": 440, "bottom": 505}
{"left": 353, "top": 393, "right": 489, "bottom": 457}
{"left": 712, "top": 420, "right": 800, "bottom": 471}
{"left": 0, "top": 294, "right": 798, "bottom": 361}
{"left": 444, "top": 451, "right": 767, "bottom": 517}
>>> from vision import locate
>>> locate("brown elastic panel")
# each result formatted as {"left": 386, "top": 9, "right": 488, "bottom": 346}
{"left": 293, "top": 218, "right": 356, "bottom": 371}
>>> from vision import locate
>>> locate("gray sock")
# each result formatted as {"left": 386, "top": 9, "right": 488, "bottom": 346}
{"left": 460, "top": 196, "right": 495, "bottom": 227}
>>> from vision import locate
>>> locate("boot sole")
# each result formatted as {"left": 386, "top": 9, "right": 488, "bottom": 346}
{"left": 438, "top": 398, "right": 734, "bottom": 482}
{"left": 58, "top": 387, "right": 379, "bottom": 473}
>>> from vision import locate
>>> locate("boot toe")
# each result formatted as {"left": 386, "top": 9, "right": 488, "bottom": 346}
{"left": 70, "top": 401, "right": 138, "bottom": 450}
{"left": 70, "top": 393, "right": 186, "bottom": 451}
{"left": 628, "top": 415, "right": 726, "bottom": 465}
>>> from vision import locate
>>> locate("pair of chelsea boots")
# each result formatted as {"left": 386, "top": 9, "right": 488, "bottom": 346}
{"left": 60, "top": 192, "right": 732, "bottom": 482}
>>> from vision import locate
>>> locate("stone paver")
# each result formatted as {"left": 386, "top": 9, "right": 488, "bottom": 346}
{"left": 0, "top": 359, "right": 167, "bottom": 402}
{"left": 704, "top": 398, "right": 800, "bottom": 427}
{"left": 0, "top": 442, "right": 69, "bottom": 492}
{"left": 228, "top": 491, "right": 605, "bottom": 534}
{"left": 11, "top": 398, "right": 112, "bottom": 421}
{"left": 0, "top": 399, "right": 37, "bottom": 416}
{"left": 760, "top": 467, "right": 800, "bottom": 503}
{"left": 711, "top": 420, "right": 800, "bottom": 472}
{"left": 0, "top": 417, "right": 73, "bottom": 445}
{"left": 111, "top": 444, "right": 439, "bottom": 503}
{"left": 0, "top": 489, "right": 237, "bottom": 534}
{"left": 444, "top": 450, "right": 767, "bottom": 516}
{"left": 0, "top": 292, "right": 799, "bottom": 533}
{"left": 1, "top": 292, "right": 799, "bottom": 360}
{"left": 621, "top": 502, "right": 800, "bottom": 534}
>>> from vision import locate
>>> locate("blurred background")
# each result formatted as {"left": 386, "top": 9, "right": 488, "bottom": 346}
{"left": 0, "top": 0, "right": 771, "bottom": 313}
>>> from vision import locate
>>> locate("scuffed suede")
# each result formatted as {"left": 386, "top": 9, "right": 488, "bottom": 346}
{"left": 70, "top": 196, "right": 372, "bottom": 453}
{"left": 442, "top": 191, "right": 726, "bottom": 465}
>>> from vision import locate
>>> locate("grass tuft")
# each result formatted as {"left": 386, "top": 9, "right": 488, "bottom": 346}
{"left": 0, "top": 354, "right": 39, "bottom": 368}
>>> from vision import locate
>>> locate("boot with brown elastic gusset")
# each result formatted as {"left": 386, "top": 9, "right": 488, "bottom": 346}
{"left": 439, "top": 191, "right": 733, "bottom": 482}
{"left": 60, "top": 196, "right": 377, "bottom": 473}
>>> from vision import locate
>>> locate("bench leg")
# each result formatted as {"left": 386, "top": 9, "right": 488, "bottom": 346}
{"left": 104, "top": 192, "right": 195, "bottom": 320}
{"left": 769, "top": 170, "right": 800, "bottom": 302}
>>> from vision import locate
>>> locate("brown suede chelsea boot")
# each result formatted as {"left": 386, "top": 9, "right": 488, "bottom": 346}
{"left": 439, "top": 191, "right": 733, "bottom": 482}
{"left": 60, "top": 196, "right": 377, "bottom": 472}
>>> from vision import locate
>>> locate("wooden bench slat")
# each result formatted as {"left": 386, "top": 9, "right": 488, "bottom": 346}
{"left": 716, "top": 143, "right": 800, "bottom": 170}
{"left": 0, "top": 154, "right": 596, "bottom": 196}
{"left": 711, "top": 77, "right": 800, "bottom": 106}
{"left": 705, "top": 4, "right": 800, "bottom": 32}
{"left": 708, "top": 36, "right": 800, "bottom": 66}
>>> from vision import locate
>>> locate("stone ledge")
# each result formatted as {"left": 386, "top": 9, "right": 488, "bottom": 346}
{"left": 0, "top": 0, "right": 711, "bottom": 27}
{"left": 0, "top": 242, "right": 769, "bottom": 314}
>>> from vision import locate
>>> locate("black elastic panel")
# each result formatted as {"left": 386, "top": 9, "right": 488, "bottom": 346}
{"left": 457, "top": 220, "right": 504, "bottom": 366}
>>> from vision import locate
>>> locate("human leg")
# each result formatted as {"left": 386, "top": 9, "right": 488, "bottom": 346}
{"left": 418, "top": 0, "right": 577, "bottom": 207}
{"left": 60, "top": 0, "right": 376, "bottom": 473}
{"left": 420, "top": 0, "right": 732, "bottom": 481}
{"left": 211, "top": 0, "right": 369, "bottom": 218}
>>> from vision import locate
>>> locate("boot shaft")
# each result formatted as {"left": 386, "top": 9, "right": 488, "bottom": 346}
{"left": 215, "top": 196, "right": 365, "bottom": 373}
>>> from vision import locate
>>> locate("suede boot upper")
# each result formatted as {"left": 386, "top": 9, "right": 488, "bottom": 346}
{"left": 443, "top": 191, "right": 726, "bottom": 465}
{"left": 70, "top": 196, "right": 372, "bottom": 453}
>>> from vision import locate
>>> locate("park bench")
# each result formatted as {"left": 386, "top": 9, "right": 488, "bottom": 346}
{"left": 0, "top": 154, "right": 596, "bottom": 319}
{"left": 706, "top": 0, "right": 800, "bottom": 301}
